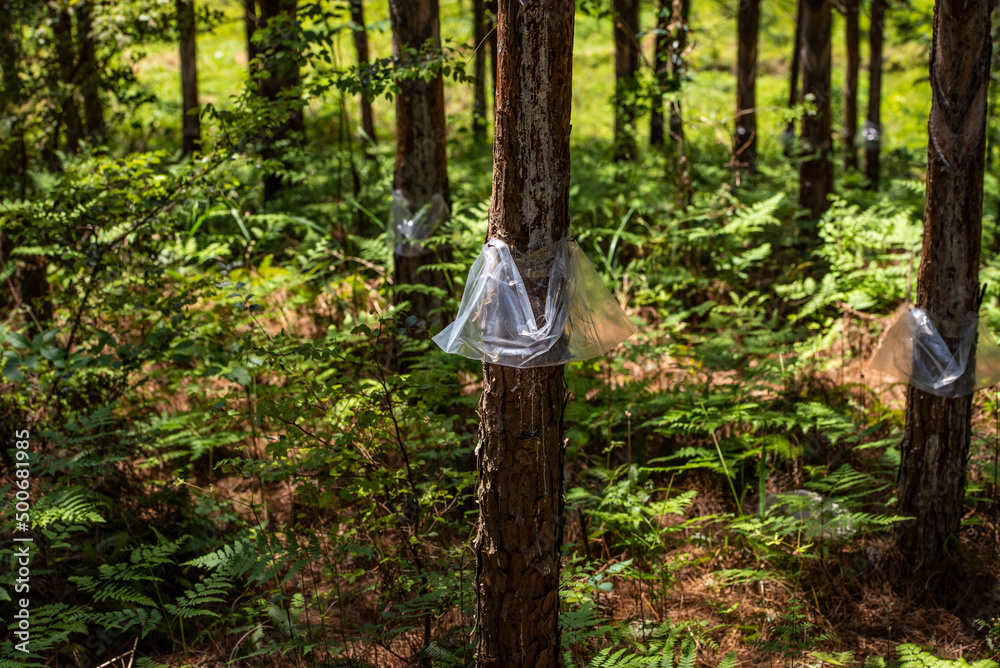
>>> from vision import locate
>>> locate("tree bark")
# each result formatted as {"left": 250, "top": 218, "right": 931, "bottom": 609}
{"left": 650, "top": 0, "right": 670, "bottom": 148}
{"left": 475, "top": 1, "right": 574, "bottom": 666}
{"left": 614, "top": 0, "right": 640, "bottom": 161}
{"left": 486, "top": 0, "right": 498, "bottom": 93}
{"left": 669, "top": 0, "right": 691, "bottom": 205}
{"left": 244, "top": 0, "right": 258, "bottom": 80}
{"left": 389, "top": 0, "right": 452, "bottom": 322}
{"left": 257, "top": 0, "right": 303, "bottom": 201}
{"left": 865, "top": 0, "right": 886, "bottom": 188}
{"left": 736, "top": 0, "right": 760, "bottom": 175}
{"left": 52, "top": 6, "right": 82, "bottom": 156}
{"left": 897, "top": 0, "right": 992, "bottom": 572}
{"left": 473, "top": 0, "right": 488, "bottom": 142}
{"left": 77, "top": 2, "right": 105, "bottom": 142}
{"left": 798, "top": 0, "right": 833, "bottom": 221}
{"left": 785, "top": 0, "right": 803, "bottom": 152}
{"left": 177, "top": 0, "right": 202, "bottom": 156}
{"left": 843, "top": 0, "right": 860, "bottom": 170}
{"left": 0, "top": 3, "right": 26, "bottom": 196}
{"left": 350, "top": 0, "right": 377, "bottom": 146}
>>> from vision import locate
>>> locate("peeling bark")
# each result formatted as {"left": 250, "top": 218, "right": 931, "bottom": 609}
{"left": 898, "top": 0, "right": 993, "bottom": 571}
{"left": 475, "top": 2, "right": 574, "bottom": 667}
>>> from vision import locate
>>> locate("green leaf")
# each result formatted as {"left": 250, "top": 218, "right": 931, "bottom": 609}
{"left": 3, "top": 360, "right": 24, "bottom": 383}
{"left": 226, "top": 365, "right": 252, "bottom": 385}
{"left": 5, "top": 332, "right": 30, "bottom": 349}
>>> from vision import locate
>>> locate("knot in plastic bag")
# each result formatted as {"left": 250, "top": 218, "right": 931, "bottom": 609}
{"left": 868, "top": 306, "right": 1000, "bottom": 397}
{"left": 389, "top": 190, "right": 449, "bottom": 257}
{"left": 432, "top": 238, "right": 636, "bottom": 368}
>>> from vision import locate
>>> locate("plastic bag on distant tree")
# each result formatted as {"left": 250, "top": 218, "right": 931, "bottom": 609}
{"left": 868, "top": 306, "right": 1000, "bottom": 397}
{"left": 389, "top": 190, "right": 449, "bottom": 257}
{"left": 432, "top": 238, "right": 636, "bottom": 368}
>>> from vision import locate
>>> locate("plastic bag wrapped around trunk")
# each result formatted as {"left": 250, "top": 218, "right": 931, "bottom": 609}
{"left": 868, "top": 307, "right": 1000, "bottom": 397}
{"left": 389, "top": 190, "right": 449, "bottom": 257}
{"left": 432, "top": 238, "right": 636, "bottom": 368}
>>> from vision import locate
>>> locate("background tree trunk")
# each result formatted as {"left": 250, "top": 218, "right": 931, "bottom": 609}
{"left": 614, "top": 0, "right": 639, "bottom": 161}
{"left": 785, "top": 0, "right": 803, "bottom": 152}
{"left": 77, "top": 2, "right": 105, "bottom": 142}
{"left": 0, "top": 5, "right": 26, "bottom": 196}
{"left": 798, "top": 0, "right": 833, "bottom": 221}
{"left": 473, "top": 0, "right": 487, "bottom": 142}
{"left": 350, "top": 0, "right": 377, "bottom": 147}
{"left": 669, "top": 0, "right": 691, "bottom": 205}
{"left": 650, "top": 0, "right": 670, "bottom": 148}
{"left": 736, "top": 0, "right": 760, "bottom": 176}
{"left": 475, "top": 1, "right": 574, "bottom": 666}
{"left": 865, "top": 0, "right": 886, "bottom": 188}
{"left": 52, "top": 7, "right": 82, "bottom": 157}
{"left": 843, "top": 0, "right": 859, "bottom": 170}
{"left": 486, "top": 0, "right": 498, "bottom": 94}
{"left": 244, "top": 0, "right": 258, "bottom": 80}
{"left": 389, "top": 0, "right": 451, "bottom": 322}
{"left": 257, "top": 0, "right": 303, "bottom": 201}
{"left": 177, "top": 0, "right": 202, "bottom": 156}
{"left": 897, "top": 0, "right": 992, "bottom": 572}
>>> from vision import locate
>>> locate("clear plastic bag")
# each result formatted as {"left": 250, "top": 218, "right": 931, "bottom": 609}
{"left": 389, "top": 190, "right": 449, "bottom": 257}
{"left": 860, "top": 120, "right": 881, "bottom": 149}
{"left": 868, "top": 306, "right": 1000, "bottom": 397}
{"left": 432, "top": 238, "right": 636, "bottom": 368}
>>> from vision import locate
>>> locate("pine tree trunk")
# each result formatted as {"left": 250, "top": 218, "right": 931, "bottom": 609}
{"left": 798, "top": 0, "right": 833, "bottom": 221}
{"left": 486, "top": 0, "right": 498, "bottom": 93}
{"left": 244, "top": 0, "right": 258, "bottom": 80}
{"left": 650, "top": 0, "right": 669, "bottom": 148}
{"left": 52, "top": 7, "right": 81, "bottom": 156}
{"left": 843, "top": 0, "right": 859, "bottom": 170}
{"left": 389, "top": 0, "right": 452, "bottom": 322}
{"left": 78, "top": 2, "right": 105, "bottom": 142}
{"left": 258, "top": 0, "right": 303, "bottom": 201}
{"left": 864, "top": 0, "right": 886, "bottom": 188}
{"left": 177, "top": 0, "right": 202, "bottom": 156}
{"left": 614, "top": 0, "right": 639, "bottom": 161}
{"left": 785, "top": 0, "right": 803, "bottom": 152}
{"left": 0, "top": 5, "right": 26, "bottom": 196}
{"left": 736, "top": 0, "right": 760, "bottom": 175}
{"left": 669, "top": 0, "right": 691, "bottom": 205}
{"left": 473, "top": 0, "right": 488, "bottom": 142}
{"left": 475, "top": 1, "right": 574, "bottom": 666}
{"left": 897, "top": 0, "right": 992, "bottom": 572}
{"left": 350, "top": 0, "right": 377, "bottom": 146}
